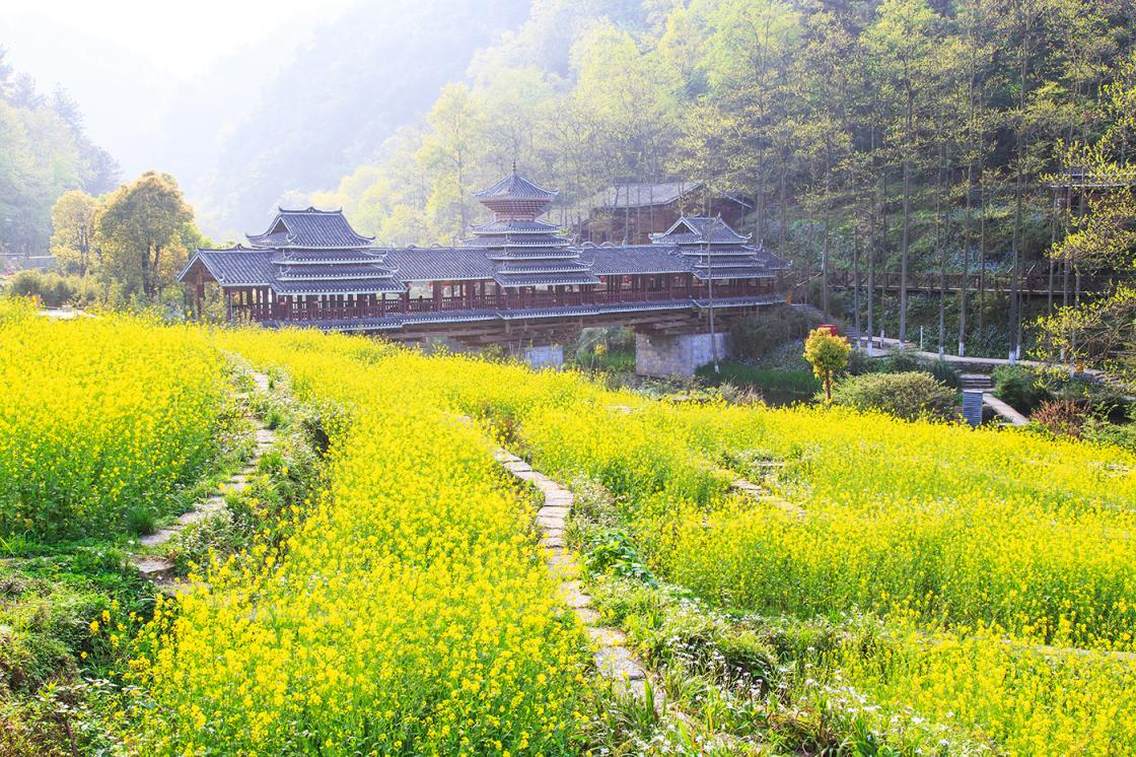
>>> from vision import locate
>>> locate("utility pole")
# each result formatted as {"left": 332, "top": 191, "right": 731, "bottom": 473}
{"left": 706, "top": 216, "right": 720, "bottom": 374}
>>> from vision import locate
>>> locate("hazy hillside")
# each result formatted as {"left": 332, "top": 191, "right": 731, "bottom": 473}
{"left": 187, "top": 0, "right": 530, "bottom": 238}
{"left": 0, "top": 50, "right": 117, "bottom": 257}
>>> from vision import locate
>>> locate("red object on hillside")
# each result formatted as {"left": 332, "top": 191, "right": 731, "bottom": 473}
{"left": 819, "top": 323, "right": 839, "bottom": 336}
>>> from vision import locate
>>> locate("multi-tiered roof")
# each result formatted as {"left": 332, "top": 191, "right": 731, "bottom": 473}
{"left": 180, "top": 173, "right": 792, "bottom": 324}
{"left": 250, "top": 208, "right": 402, "bottom": 296}
{"left": 651, "top": 216, "right": 785, "bottom": 280}
{"left": 468, "top": 172, "right": 599, "bottom": 288}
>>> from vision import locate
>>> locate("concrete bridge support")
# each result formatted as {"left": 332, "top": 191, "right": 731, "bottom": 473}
{"left": 522, "top": 344, "right": 565, "bottom": 370}
{"left": 634, "top": 332, "right": 728, "bottom": 378}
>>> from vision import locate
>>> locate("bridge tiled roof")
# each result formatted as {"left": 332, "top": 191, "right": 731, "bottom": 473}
{"left": 179, "top": 176, "right": 790, "bottom": 299}
{"left": 180, "top": 247, "right": 275, "bottom": 286}
{"left": 181, "top": 239, "right": 788, "bottom": 291}
{"left": 272, "top": 279, "right": 406, "bottom": 296}
{"left": 384, "top": 248, "right": 494, "bottom": 281}
{"left": 248, "top": 208, "right": 374, "bottom": 249}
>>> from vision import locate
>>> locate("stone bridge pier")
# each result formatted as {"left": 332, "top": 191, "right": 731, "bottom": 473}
{"left": 633, "top": 330, "right": 729, "bottom": 378}
{"left": 520, "top": 344, "right": 565, "bottom": 370}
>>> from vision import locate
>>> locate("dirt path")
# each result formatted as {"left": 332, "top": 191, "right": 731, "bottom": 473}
{"left": 131, "top": 371, "right": 277, "bottom": 588}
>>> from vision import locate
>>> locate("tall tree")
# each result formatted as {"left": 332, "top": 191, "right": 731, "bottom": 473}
{"left": 864, "top": 0, "right": 936, "bottom": 344}
{"left": 418, "top": 84, "right": 484, "bottom": 240}
{"left": 50, "top": 190, "right": 99, "bottom": 276}
{"left": 96, "top": 172, "right": 195, "bottom": 300}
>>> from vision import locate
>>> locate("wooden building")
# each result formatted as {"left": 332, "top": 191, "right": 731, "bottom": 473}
{"left": 178, "top": 172, "right": 788, "bottom": 338}
{"left": 578, "top": 181, "right": 752, "bottom": 245}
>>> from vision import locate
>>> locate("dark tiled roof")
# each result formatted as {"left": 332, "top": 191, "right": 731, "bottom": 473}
{"left": 277, "top": 263, "right": 397, "bottom": 281}
{"left": 652, "top": 216, "right": 751, "bottom": 245}
{"left": 181, "top": 241, "right": 789, "bottom": 290}
{"left": 474, "top": 173, "right": 557, "bottom": 201}
{"left": 493, "top": 261, "right": 595, "bottom": 274}
{"left": 587, "top": 246, "right": 688, "bottom": 275}
{"left": 248, "top": 208, "right": 374, "bottom": 249}
{"left": 494, "top": 271, "right": 601, "bottom": 287}
{"left": 182, "top": 248, "right": 276, "bottom": 286}
{"left": 272, "top": 250, "right": 385, "bottom": 265}
{"left": 469, "top": 234, "right": 570, "bottom": 248}
{"left": 272, "top": 279, "right": 405, "bottom": 296}
{"left": 384, "top": 248, "right": 495, "bottom": 281}
{"left": 469, "top": 219, "right": 560, "bottom": 234}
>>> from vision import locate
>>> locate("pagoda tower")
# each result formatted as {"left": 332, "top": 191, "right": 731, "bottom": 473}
{"left": 468, "top": 172, "right": 598, "bottom": 290}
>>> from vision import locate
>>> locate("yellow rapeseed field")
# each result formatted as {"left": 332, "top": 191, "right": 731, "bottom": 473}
{"left": 20, "top": 312, "right": 1117, "bottom": 753}
{"left": 369, "top": 350, "right": 1136, "bottom": 754}
{"left": 126, "top": 330, "right": 591, "bottom": 754}
{"left": 0, "top": 300, "right": 226, "bottom": 539}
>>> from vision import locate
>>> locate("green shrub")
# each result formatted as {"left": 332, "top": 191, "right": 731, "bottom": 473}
{"left": 696, "top": 362, "right": 820, "bottom": 399}
{"left": 830, "top": 371, "right": 958, "bottom": 421}
{"left": 846, "top": 349, "right": 878, "bottom": 375}
{"left": 1082, "top": 412, "right": 1136, "bottom": 453}
{"left": 6, "top": 270, "right": 102, "bottom": 308}
{"left": 925, "top": 359, "right": 962, "bottom": 389}
{"left": 880, "top": 349, "right": 922, "bottom": 373}
{"left": 993, "top": 365, "right": 1051, "bottom": 414}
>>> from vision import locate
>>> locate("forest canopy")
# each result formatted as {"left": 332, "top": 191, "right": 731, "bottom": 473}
{"left": 311, "top": 0, "right": 1136, "bottom": 357}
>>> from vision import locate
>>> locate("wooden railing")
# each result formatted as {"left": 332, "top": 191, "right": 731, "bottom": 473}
{"left": 231, "top": 282, "right": 780, "bottom": 323}
{"left": 824, "top": 270, "right": 1117, "bottom": 295}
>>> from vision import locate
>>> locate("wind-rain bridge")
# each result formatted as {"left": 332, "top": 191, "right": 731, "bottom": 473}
{"left": 180, "top": 173, "right": 791, "bottom": 376}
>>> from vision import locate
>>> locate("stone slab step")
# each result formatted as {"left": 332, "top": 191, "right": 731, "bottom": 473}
{"left": 545, "top": 551, "right": 579, "bottom": 574}
{"left": 133, "top": 555, "right": 175, "bottom": 581}
{"left": 559, "top": 581, "right": 591, "bottom": 608}
{"left": 594, "top": 646, "right": 645, "bottom": 680}
{"left": 537, "top": 515, "right": 565, "bottom": 530}
{"left": 587, "top": 626, "right": 627, "bottom": 647}
{"left": 574, "top": 606, "right": 601, "bottom": 625}
{"left": 139, "top": 528, "right": 178, "bottom": 548}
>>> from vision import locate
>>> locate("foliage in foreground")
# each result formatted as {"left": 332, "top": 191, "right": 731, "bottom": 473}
{"left": 125, "top": 331, "right": 591, "bottom": 754}
{"left": 0, "top": 300, "right": 227, "bottom": 540}
{"left": 423, "top": 349, "right": 1136, "bottom": 753}
{"left": 829, "top": 370, "right": 958, "bottom": 421}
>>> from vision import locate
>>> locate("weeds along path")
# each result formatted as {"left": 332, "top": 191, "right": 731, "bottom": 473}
{"left": 130, "top": 369, "right": 278, "bottom": 590}
{"left": 491, "top": 445, "right": 657, "bottom": 704}
{"left": 126, "top": 332, "right": 593, "bottom": 754}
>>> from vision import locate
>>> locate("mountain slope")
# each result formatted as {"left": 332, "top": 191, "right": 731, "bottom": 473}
{"left": 190, "top": 0, "right": 530, "bottom": 237}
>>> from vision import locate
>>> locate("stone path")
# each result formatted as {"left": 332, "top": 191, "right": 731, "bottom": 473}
{"left": 730, "top": 476, "right": 805, "bottom": 518}
{"left": 492, "top": 448, "right": 656, "bottom": 703}
{"left": 982, "top": 393, "right": 1030, "bottom": 426}
{"left": 131, "top": 371, "right": 276, "bottom": 587}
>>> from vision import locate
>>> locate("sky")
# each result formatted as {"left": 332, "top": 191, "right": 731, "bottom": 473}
{"left": 0, "top": 0, "right": 357, "bottom": 176}
{"left": 2, "top": 0, "right": 356, "bottom": 78}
